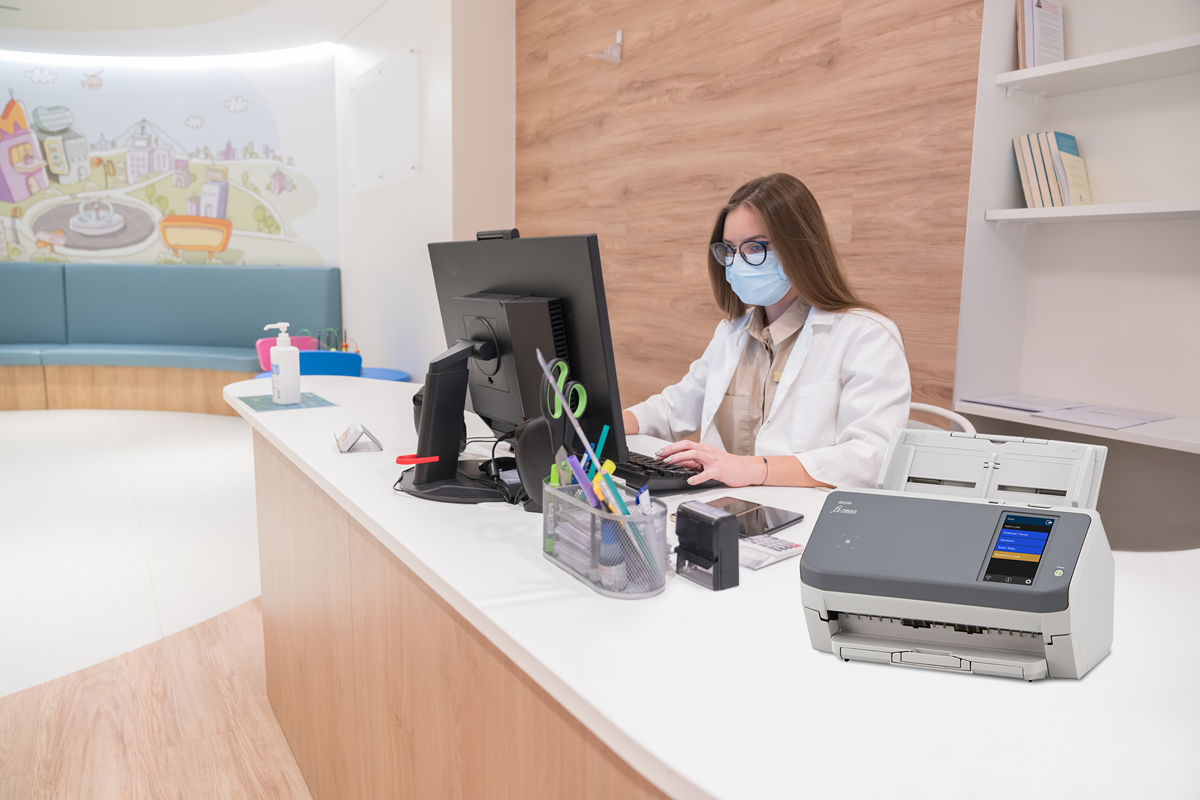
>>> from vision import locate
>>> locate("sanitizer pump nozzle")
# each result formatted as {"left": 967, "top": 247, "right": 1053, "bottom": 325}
{"left": 264, "top": 322, "right": 291, "bottom": 348}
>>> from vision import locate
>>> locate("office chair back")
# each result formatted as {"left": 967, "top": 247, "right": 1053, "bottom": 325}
{"left": 299, "top": 350, "right": 362, "bottom": 377}
{"left": 907, "top": 402, "right": 976, "bottom": 434}
{"left": 255, "top": 336, "right": 318, "bottom": 371}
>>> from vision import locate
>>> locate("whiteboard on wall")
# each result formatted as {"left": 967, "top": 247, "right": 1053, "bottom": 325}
{"left": 350, "top": 43, "right": 418, "bottom": 193}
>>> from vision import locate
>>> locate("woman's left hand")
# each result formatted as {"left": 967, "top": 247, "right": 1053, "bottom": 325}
{"left": 657, "top": 441, "right": 767, "bottom": 488}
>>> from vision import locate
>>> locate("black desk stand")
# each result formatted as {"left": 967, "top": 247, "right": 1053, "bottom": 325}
{"left": 397, "top": 338, "right": 505, "bottom": 504}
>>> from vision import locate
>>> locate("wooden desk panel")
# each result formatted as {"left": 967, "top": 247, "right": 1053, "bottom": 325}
{"left": 253, "top": 431, "right": 670, "bottom": 800}
{"left": 0, "top": 365, "right": 48, "bottom": 410}
{"left": 45, "top": 365, "right": 247, "bottom": 416}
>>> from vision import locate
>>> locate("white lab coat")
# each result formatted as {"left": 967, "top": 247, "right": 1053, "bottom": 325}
{"left": 628, "top": 307, "right": 911, "bottom": 488}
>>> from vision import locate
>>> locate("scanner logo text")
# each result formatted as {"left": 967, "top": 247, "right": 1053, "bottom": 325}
{"left": 830, "top": 505, "right": 857, "bottom": 514}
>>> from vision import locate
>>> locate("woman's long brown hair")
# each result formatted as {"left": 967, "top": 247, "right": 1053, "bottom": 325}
{"left": 707, "top": 173, "right": 882, "bottom": 320}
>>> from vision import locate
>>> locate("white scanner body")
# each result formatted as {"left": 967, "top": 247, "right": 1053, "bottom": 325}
{"left": 800, "top": 489, "right": 1114, "bottom": 681}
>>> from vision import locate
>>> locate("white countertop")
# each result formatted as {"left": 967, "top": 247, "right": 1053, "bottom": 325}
{"left": 225, "top": 376, "right": 1200, "bottom": 800}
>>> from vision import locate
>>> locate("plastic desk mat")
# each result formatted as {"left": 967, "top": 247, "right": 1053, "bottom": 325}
{"left": 238, "top": 392, "right": 337, "bottom": 412}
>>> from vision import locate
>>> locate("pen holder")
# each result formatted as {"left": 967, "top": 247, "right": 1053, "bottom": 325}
{"left": 542, "top": 481, "right": 670, "bottom": 599}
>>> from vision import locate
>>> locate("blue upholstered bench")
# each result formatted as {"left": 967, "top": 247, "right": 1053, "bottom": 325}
{"left": 0, "top": 263, "right": 68, "bottom": 368}
{"left": 0, "top": 263, "right": 341, "bottom": 412}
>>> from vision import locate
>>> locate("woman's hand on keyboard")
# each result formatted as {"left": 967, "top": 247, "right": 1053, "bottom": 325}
{"left": 655, "top": 441, "right": 767, "bottom": 488}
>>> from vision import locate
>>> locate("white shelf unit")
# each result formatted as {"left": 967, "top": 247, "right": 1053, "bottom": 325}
{"left": 955, "top": 1, "right": 1200, "bottom": 457}
{"left": 985, "top": 198, "right": 1200, "bottom": 226}
{"left": 995, "top": 32, "right": 1200, "bottom": 98}
{"left": 956, "top": 403, "right": 1200, "bottom": 455}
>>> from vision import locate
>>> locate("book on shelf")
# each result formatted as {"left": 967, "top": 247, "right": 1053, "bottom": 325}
{"left": 1015, "top": 0, "right": 1064, "bottom": 70}
{"left": 1027, "top": 133, "right": 1057, "bottom": 207}
{"left": 1036, "top": 133, "right": 1065, "bottom": 207}
{"left": 1015, "top": 0, "right": 1026, "bottom": 70}
{"left": 1015, "top": 135, "right": 1043, "bottom": 208}
{"left": 1012, "top": 136, "right": 1034, "bottom": 208}
{"left": 1047, "top": 132, "right": 1093, "bottom": 205}
{"left": 1012, "top": 132, "right": 1092, "bottom": 208}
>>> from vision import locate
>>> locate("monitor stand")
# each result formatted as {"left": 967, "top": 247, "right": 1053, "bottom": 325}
{"left": 397, "top": 338, "right": 507, "bottom": 504}
{"left": 396, "top": 457, "right": 500, "bottom": 503}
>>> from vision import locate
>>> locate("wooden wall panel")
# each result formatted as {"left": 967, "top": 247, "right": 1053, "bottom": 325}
{"left": 44, "top": 365, "right": 250, "bottom": 416}
{"left": 255, "top": 431, "right": 672, "bottom": 800}
{"left": 516, "top": 0, "right": 984, "bottom": 407}
{"left": 0, "top": 365, "right": 47, "bottom": 410}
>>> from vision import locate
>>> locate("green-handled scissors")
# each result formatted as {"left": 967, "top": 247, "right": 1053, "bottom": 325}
{"left": 542, "top": 358, "right": 587, "bottom": 453}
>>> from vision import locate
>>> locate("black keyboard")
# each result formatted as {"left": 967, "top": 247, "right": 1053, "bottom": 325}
{"left": 613, "top": 452, "right": 723, "bottom": 493}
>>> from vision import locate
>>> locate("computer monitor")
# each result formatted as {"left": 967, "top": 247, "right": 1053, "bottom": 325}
{"left": 397, "top": 230, "right": 629, "bottom": 504}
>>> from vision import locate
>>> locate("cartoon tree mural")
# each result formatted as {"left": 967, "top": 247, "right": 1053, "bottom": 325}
{"left": 242, "top": 171, "right": 249, "bottom": 187}
{"left": 252, "top": 205, "right": 281, "bottom": 234}
{"left": 242, "top": 141, "right": 258, "bottom": 159}
{"left": 203, "top": 146, "right": 212, "bottom": 160}
{"left": 155, "top": 196, "right": 169, "bottom": 213}
{"left": 146, "top": 185, "right": 156, "bottom": 202}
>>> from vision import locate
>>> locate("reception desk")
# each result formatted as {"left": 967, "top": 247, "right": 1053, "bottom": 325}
{"left": 225, "top": 376, "right": 1200, "bottom": 800}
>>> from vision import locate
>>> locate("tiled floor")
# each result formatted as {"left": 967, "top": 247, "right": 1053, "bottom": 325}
{"left": 0, "top": 409, "right": 260, "bottom": 699}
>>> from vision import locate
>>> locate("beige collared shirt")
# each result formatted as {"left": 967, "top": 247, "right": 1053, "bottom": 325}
{"left": 712, "top": 297, "right": 812, "bottom": 456}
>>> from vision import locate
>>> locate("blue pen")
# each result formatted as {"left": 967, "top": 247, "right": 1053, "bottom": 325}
{"left": 587, "top": 424, "right": 611, "bottom": 480}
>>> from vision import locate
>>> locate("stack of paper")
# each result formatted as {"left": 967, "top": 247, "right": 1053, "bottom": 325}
{"left": 964, "top": 394, "right": 1175, "bottom": 430}
{"left": 1033, "top": 406, "right": 1175, "bottom": 430}
{"left": 965, "top": 394, "right": 1083, "bottom": 413}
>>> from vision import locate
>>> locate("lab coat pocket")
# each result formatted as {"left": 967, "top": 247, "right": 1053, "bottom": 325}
{"left": 791, "top": 380, "right": 839, "bottom": 450}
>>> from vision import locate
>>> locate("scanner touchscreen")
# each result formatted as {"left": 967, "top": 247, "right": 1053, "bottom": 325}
{"left": 983, "top": 514, "right": 1054, "bottom": 585}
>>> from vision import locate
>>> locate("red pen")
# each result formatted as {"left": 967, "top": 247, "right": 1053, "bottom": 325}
{"left": 396, "top": 454, "right": 439, "bottom": 465}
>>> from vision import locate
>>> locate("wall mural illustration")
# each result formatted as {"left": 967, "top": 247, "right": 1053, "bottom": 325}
{"left": 0, "top": 56, "right": 336, "bottom": 266}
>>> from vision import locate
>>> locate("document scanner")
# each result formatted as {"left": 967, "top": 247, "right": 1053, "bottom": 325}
{"left": 800, "top": 489, "right": 1114, "bottom": 680}
{"left": 877, "top": 429, "right": 1107, "bottom": 509}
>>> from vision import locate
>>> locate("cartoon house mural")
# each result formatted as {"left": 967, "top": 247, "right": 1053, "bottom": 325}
{"left": 200, "top": 164, "right": 228, "bottom": 219}
{"left": 1, "top": 94, "right": 50, "bottom": 202}
{"left": 172, "top": 158, "right": 191, "bottom": 189}
{"left": 268, "top": 168, "right": 294, "bottom": 195}
{"left": 31, "top": 106, "right": 91, "bottom": 184}
{"left": 1, "top": 57, "right": 336, "bottom": 267}
{"left": 152, "top": 143, "right": 172, "bottom": 174}
{"left": 125, "top": 131, "right": 152, "bottom": 183}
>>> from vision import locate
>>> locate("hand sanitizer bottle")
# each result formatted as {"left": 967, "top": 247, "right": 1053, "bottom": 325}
{"left": 263, "top": 322, "right": 301, "bottom": 405}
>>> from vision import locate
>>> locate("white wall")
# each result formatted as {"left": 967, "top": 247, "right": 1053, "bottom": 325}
{"left": 451, "top": 0, "right": 516, "bottom": 240}
{"left": 335, "top": 0, "right": 515, "bottom": 380}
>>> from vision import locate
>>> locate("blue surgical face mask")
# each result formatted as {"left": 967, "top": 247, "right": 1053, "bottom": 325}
{"left": 725, "top": 251, "right": 791, "bottom": 307}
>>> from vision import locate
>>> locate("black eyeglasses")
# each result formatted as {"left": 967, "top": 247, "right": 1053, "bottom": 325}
{"left": 710, "top": 240, "right": 769, "bottom": 267}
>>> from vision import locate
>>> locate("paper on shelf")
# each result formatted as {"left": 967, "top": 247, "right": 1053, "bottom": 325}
{"left": 1076, "top": 406, "right": 1175, "bottom": 422}
{"left": 1033, "top": 406, "right": 1175, "bottom": 430}
{"left": 965, "top": 394, "right": 1085, "bottom": 413}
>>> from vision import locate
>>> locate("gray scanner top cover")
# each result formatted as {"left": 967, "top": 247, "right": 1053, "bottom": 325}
{"left": 799, "top": 491, "right": 1093, "bottom": 614}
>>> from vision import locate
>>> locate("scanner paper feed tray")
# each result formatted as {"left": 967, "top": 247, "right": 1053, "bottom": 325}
{"left": 800, "top": 491, "right": 1092, "bottom": 615}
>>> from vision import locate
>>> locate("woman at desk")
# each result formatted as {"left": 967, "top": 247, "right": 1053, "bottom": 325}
{"left": 622, "top": 173, "right": 911, "bottom": 489}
